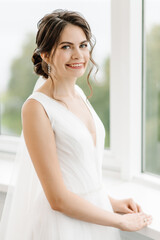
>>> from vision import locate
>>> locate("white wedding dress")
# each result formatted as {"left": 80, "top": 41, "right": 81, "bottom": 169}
{"left": 0, "top": 77, "right": 121, "bottom": 239}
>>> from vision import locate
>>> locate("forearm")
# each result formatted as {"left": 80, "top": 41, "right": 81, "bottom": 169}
{"left": 57, "top": 190, "right": 122, "bottom": 229}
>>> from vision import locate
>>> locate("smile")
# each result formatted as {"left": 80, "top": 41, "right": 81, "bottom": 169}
{"left": 66, "top": 63, "right": 84, "bottom": 69}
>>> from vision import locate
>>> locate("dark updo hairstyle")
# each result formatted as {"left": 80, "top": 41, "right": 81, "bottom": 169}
{"left": 32, "top": 9, "right": 98, "bottom": 97}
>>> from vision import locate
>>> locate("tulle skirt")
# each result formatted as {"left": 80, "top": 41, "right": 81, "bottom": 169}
{"left": 22, "top": 185, "right": 121, "bottom": 240}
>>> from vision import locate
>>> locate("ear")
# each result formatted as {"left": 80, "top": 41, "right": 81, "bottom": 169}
{"left": 40, "top": 52, "right": 49, "bottom": 64}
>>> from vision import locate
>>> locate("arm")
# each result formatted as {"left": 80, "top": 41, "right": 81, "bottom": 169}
{"left": 22, "top": 99, "right": 152, "bottom": 231}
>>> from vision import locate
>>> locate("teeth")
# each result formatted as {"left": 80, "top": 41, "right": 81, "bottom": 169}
{"left": 68, "top": 64, "right": 83, "bottom": 67}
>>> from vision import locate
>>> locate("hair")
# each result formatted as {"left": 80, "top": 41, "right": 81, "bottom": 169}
{"left": 32, "top": 9, "right": 98, "bottom": 99}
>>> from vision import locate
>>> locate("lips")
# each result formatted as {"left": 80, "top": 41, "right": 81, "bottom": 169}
{"left": 66, "top": 63, "right": 84, "bottom": 69}
{"left": 66, "top": 63, "right": 84, "bottom": 67}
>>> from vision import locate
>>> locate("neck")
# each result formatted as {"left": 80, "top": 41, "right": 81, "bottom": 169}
{"left": 47, "top": 76, "right": 78, "bottom": 99}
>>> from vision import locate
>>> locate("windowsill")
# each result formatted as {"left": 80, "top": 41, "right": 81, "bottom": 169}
{"left": 102, "top": 169, "right": 160, "bottom": 240}
{"left": 0, "top": 135, "right": 20, "bottom": 154}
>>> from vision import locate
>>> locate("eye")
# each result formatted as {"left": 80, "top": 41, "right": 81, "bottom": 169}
{"left": 80, "top": 43, "right": 88, "bottom": 48}
{"left": 61, "top": 45, "right": 70, "bottom": 50}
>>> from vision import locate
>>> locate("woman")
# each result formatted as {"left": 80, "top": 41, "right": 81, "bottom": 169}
{"left": 0, "top": 9, "right": 152, "bottom": 240}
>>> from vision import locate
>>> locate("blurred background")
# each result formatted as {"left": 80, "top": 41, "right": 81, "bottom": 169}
{"left": 0, "top": 0, "right": 111, "bottom": 147}
{"left": 0, "top": 1, "right": 160, "bottom": 227}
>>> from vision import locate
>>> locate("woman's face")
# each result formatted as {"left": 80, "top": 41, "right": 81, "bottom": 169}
{"left": 51, "top": 24, "right": 90, "bottom": 80}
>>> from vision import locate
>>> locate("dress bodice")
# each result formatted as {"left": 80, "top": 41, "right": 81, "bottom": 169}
{"left": 26, "top": 84, "right": 106, "bottom": 195}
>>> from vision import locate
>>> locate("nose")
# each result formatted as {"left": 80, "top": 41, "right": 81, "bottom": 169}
{"left": 71, "top": 47, "right": 83, "bottom": 59}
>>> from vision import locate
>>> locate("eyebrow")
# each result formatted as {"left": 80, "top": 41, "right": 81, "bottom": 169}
{"left": 59, "top": 40, "right": 88, "bottom": 46}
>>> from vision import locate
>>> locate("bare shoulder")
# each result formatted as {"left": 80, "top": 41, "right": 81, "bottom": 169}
{"left": 21, "top": 97, "right": 54, "bottom": 157}
{"left": 21, "top": 98, "right": 53, "bottom": 151}
{"left": 22, "top": 98, "right": 49, "bottom": 121}
{"left": 22, "top": 99, "right": 55, "bottom": 161}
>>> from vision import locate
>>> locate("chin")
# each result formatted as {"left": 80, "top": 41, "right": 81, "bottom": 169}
{"left": 71, "top": 70, "right": 86, "bottom": 78}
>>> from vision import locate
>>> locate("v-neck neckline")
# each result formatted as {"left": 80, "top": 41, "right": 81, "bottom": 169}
{"left": 33, "top": 87, "right": 97, "bottom": 149}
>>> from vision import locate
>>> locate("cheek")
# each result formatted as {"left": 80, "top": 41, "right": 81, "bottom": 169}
{"left": 54, "top": 51, "right": 70, "bottom": 64}
{"left": 85, "top": 50, "right": 90, "bottom": 61}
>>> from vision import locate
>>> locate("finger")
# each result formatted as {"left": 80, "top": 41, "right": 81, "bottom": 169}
{"left": 137, "top": 204, "right": 143, "bottom": 213}
{"left": 148, "top": 217, "right": 153, "bottom": 225}
{"left": 129, "top": 199, "right": 138, "bottom": 213}
{"left": 147, "top": 217, "right": 153, "bottom": 225}
{"left": 126, "top": 208, "right": 134, "bottom": 213}
{"left": 142, "top": 215, "right": 153, "bottom": 227}
{"left": 145, "top": 217, "right": 152, "bottom": 227}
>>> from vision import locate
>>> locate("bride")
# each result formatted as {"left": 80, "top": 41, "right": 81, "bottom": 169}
{"left": 0, "top": 9, "right": 152, "bottom": 240}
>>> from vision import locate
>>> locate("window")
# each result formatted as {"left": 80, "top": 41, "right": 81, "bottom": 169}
{"left": 143, "top": 0, "right": 160, "bottom": 176}
{"left": 0, "top": 0, "right": 111, "bottom": 148}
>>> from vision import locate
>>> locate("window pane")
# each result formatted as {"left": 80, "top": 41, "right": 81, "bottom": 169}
{"left": 0, "top": 0, "right": 110, "bottom": 148}
{"left": 143, "top": 0, "right": 160, "bottom": 175}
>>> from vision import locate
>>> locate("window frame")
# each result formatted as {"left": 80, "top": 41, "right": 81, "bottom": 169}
{"left": 103, "top": 0, "right": 143, "bottom": 180}
{"left": 103, "top": 0, "right": 160, "bottom": 186}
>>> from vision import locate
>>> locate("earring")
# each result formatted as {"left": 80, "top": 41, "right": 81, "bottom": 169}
{"left": 48, "top": 64, "right": 51, "bottom": 75}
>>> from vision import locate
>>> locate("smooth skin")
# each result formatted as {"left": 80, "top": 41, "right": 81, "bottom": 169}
{"left": 22, "top": 24, "right": 152, "bottom": 232}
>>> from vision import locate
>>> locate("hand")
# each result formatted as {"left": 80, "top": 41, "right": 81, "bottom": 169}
{"left": 109, "top": 197, "right": 142, "bottom": 214}
{"left": 118, "top": 212, "right": 153, "bottom": 232}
